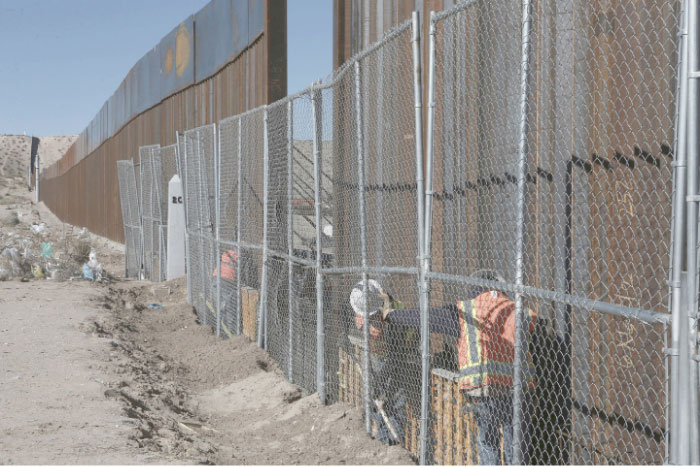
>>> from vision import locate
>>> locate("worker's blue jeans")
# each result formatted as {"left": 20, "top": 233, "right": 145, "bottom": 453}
{"left": 472, "top": 393, "right": 529, "bottom": 465}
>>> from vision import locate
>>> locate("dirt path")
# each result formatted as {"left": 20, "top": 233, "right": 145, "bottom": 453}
{"left": 87, "top": 279, "right": 413, "bottom": 465}
{"left": 0, "top": 276, "right": 413, "bottom": 465}
{"left": 0, "top": 173, "right": 413, "bottom": 465}
{"left": 0, "top": 280, "right": 169, "bottom": 464}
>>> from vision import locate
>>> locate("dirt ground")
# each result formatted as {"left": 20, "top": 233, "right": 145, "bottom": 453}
{"left": 0, "top": 166, "right": 413, "bottom": 464}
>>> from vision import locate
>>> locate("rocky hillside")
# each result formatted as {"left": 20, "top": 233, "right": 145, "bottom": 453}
{"left": 0, "top": 134, "right": 77, "bottom": 179}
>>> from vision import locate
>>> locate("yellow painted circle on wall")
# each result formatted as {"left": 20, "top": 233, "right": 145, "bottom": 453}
{"left": 175, "top": 23, "right": 191, "bottom": 78}
{"left": 164, "top": 47, "right": 173, "bottom": 74}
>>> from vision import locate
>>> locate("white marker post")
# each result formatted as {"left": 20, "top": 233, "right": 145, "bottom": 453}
{"left": 167, "top": 174, "right": 186, "bottom": 280}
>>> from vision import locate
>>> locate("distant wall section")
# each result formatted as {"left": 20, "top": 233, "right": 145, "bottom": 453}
{"left": 40, "top": 0, "right": 287, "bottom": 242}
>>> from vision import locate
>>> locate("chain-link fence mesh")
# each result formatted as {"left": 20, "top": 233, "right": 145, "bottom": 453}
{"left": 114, "top": 4, "right": 688, "bottom": 463}
{"left": 139, "top": 145, "right": 162, "bottom": 281}
{"left": 117, "top": 159, "right": 142, "bottom": 278}
{"left": 183, "top": 125, "right": 217, "bottom": 328}
{"left": 425, "top": 1, "right": 677, "bottom": 464}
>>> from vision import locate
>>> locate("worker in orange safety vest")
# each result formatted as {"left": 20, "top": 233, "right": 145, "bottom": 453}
{"left": 367, "top": 272, "right": 537, "bottom": 464}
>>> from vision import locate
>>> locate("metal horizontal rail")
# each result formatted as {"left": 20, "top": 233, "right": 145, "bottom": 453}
{"left": 323, "top": 266, "right": 419, "bottom": 276}
{"left": 218, "top": 239, "right": 317, "bottom": 267}
{"left": 433, "top": 0, "right": 479, "bottom": 23}
{"left": 426, "top": 271, "right": 670, "bottom": 325}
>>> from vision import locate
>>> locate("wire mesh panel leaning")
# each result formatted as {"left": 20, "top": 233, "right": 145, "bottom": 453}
{"left": 139, "top": 145, "right": 160, "bottom": 281}
{"left": 182, "top": 125, "right": 217, "bottom": 328}
{"left": 424, "top": 0, "right": 677, "bottom": 464}
{"left": 217, "top": 116, "right": 241, "bottom": 339}
{"left": 117, "top": 160, "right": 141, "bottom": 278}
{"left": 151, "top": 146, "right": 165, "bottom": 281}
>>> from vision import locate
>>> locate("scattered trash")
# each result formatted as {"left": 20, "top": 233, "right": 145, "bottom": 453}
{"left": 82, "top": 263, "right": 94, "bottom": 280}
{"left": 146, "top": 304, "right": 164, "bottom": 310}
{"left": 29, "top": 222, "right": 46, "bottom": 234}
{"left": 31, "top": 264, "right": 44, "bottom": 279}
{"left": 1, "top": 247, "right": 19, "bottom": 261}
{"left": 87, "top": 249, "right": 104, "bottom": 281}
{"left": 40, "top": 242, "right": 53, "bottom": 258}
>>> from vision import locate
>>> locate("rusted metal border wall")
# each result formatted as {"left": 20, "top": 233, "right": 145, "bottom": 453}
{"left": 40, "top": 0, "right": 287, "bottom": 242}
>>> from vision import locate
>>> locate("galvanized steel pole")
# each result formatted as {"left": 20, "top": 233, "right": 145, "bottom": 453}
{"left": 512, "top": 0, "right": 533, "bottom": 463}
{"left": 666, "top": 2, "right": 688, "bottom": 461}
{"left": 215, "top": 124, "right": 222, "bottom": 337}
{"left": 312, "top": 86, "right": 326, "bottom": 403}
{"left": 287, "top": 99, "right": 295, "bottom": 382}
{"left": 195, "top": 134, "right": 209, "bottom": 326}
{"left": 139, "top": 159, "right": 146, "bottom": 279}
{"left": 355, "top": 60, "right": 372, "bottom": 433}
{"left": 688, "top": 2, "right": 700, "bottom": 459}
{"left": 682, "top": 0, "right": 699, "bottom": 462}
{"left": 177, "top": 131, "right": 193, "bottom": 305}
{"left": 153, "top": 151, "right": 158, "bottom": 280}
{"left": 411, "top": 10, "right": 430, "bottom": 466}
{"left": 236, "top": 118, "right": 244, "bottom": 335}
{"left": 424, "top": 11, "right": 437, "bottom": 277}
{"left": 258, "top": 108, "right": 270, "bottom": 349}
{"left": 35, "top": 155, "right": 39, "bottom": 204}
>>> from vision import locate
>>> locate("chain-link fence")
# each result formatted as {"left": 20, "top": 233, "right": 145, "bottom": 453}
{"left": 114, "top": 1, "right": 699, "bottom": 463}
{"left": 117, "top": 159, "right": 143, "bottom": 278}
{"left": 424, "top": 1, "right": 679, "bottom": 464}
{"left": 139, "top": 145, "right": 163, "bottom": 281}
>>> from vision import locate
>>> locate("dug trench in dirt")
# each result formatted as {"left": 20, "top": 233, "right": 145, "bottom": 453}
{"left": 90, "top": 278, "right": 414, "bottom": 464}
{"left": 0, "top": 172, "right": 413, "bottom": 464}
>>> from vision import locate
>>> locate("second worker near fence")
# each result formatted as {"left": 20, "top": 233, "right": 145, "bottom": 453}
{"left": 350, "top": 275, "right": 536, "bottom": 464}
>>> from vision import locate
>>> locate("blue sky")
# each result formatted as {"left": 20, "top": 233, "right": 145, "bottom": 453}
{"left": 0, "top": 0, "right": 332, "bottom": 136}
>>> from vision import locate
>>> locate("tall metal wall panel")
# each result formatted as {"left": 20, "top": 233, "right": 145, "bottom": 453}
{"left": 159, "top": 16, "right": 196, "bottom": 99}
{"left": 40, "top": 0, "right": 286, "bottom": 242}
{"left": 194, "top": 0, "right": 264, "bottom": 83}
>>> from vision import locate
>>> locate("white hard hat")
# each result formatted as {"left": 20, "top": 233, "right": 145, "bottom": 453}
{"left": 349, "top": 279, "right": 385, "bottom": 318}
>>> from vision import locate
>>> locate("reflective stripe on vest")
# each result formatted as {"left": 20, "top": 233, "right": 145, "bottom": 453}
{"left": 456, "top": 297, "right": 536, "bottom": 390}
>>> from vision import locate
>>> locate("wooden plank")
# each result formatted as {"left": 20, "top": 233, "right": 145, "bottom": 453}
{"left": 455, "top": 384, "right": 463, "bottom": 465}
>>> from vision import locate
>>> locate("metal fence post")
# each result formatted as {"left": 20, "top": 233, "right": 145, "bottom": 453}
{"left": 139, "top": 158, "right": 146, "bottom": 280}
{"left": 258, "top": 107, "right": 270, "bottom": 349}
{"left": 35, "top": 155, "right": 39, "bottom": 204}
{"left": 194, "top": 133, "right": 208, "bottom": 322}
{"left": 355, "top": 59, "right": 372, "bottom": 434}
{"left": 149, "top": 150, "right": 159, "bottom": 281}
{"left": 287, "top": 99, "right": 295, "bottom": 381}
{"left": 312, "top": 85, "right": 326, "bottom": 403}
{"left": 177, "top": 131, "right": 193, "bottom": 305}
{"left": 411, "top": 10, "right": 430, "bottom": 466}
{"left": 216, "top": 124, "right": 222, "bottom": 337}
{"left": 512, "top": 0, "right": 533, "bottom": 464}
{"left": 236, "top": 118, "right": 243, "bottom": 335}
{"left": 689, "top": 0, "right": 700, "bottom": 460}
{"left": 681, "top": 0, "right": 700, "bottom": 462}
{"left": 669, "top": 1, "right": 690, "bottom": 462}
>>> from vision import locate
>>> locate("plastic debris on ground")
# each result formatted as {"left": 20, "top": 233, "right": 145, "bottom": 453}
{"left": 29, "top": 223, "right": 46, "bottom": 235}
{"left": 40, "top": 242, "right": 53, "bottom": 259}
{"left": 31, "top": 264, "right": 44, "bottom": 279}
{"left": 81, "top": 263, "right": 94, "bottom": 280}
